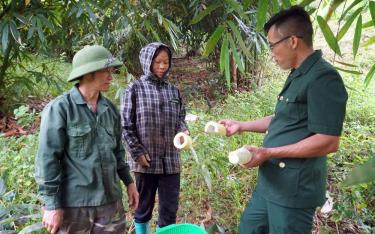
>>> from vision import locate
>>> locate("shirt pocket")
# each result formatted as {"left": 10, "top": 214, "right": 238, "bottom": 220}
{"left": 166, "top": 98, "right": 180, "bottom": 120}
{"left": 168, "top": 98, "right": 180, "bottom": 109}
{"left": 275, "top": 94, "right": 300, "bottom": 122}
{"left": 259, "top": 160, "right": 300, "bottom": 196}
{"left": 67, "top": 124, "right": 92, "bottom": 159}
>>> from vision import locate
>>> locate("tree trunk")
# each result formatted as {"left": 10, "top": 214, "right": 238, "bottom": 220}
{"left": 230, "top": 54, "right": 237, "bottom": 89}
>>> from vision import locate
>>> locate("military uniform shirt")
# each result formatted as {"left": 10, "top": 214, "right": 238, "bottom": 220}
{"left": 35, "top": 85, "right": 133, "bottom": 210}
{"left": 258, "top": 50, "right": 348, "bottom": 208}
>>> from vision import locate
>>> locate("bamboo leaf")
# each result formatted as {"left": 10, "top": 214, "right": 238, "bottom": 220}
{"left": 253, "top": 34, "right": 261, "bottom": 53}
{"left": 370, "top": 1, "right": 375, "bottom": 27}
{"left": 317, "top": 16, "right": 342, "bottom": 56}
{"left": 134, "top": 27, "right": 147, "bottom": 43}
{"left": 227, "top": 21, "right": 252, "bottom": 59}
{"left": 335, "top": 60, "right": 357, "bottom": 68}
{"left": 225, "top": 0, "right": 249, "bottom": 20}
{"left": 243, "top": 0, "right": 252, "bottom": 9}
{"left": 353, "top": 15, "right": 362, "bottom": 59}
{"left": 9, "top": 20, "right": 21, "bottom": 44}
{"left": 258, "top": 33, "right": 269, "bottom": 49}
{"left": 326, "top": 0, "right": 345, "bottom": 21}
{"left": 203, "top": 25, "right": 225, "bottom": 57}
{"left": 2, "top": 23, "right": 9, "bottom": 53}
{"left": 201, "top": 164, "right": 212, "bottom": 191}
{"left": 224, "top": 0, "right": 242, "bottom": 12}
{"left": 271, "top": 0, "right": 280, "bottom": 14}
{"left": 167, "top": 19, "right": 181, "bottom": 36}
{"left": 0, "top": 21, "right": 4, "bottom": 33}
{"left": 36, "top": 18, "right": 45, "bottom": 43}
{"left": 343, "top": 157, "right": 375, "bottom": 186}
{"left": 363, "top": 35, "right": 375, "bottom": 47}
{"left": 0, "top": 177, "right": 5, "bottom": 195}
{"left": 14, "top": 13, "right": 27, "bottom": 24}
{"left": 162, "top": 18, "right": 169, "bottom": 31}
{"left": 299, "top": 0, "right": 315, "bottom": 7}
{"left": 339, "top": 0, "right": 362, "bottom": 21}
{"left": 364, "top": 64, "right": 375, "bottom": 87}
{"left": 281, "top": 0, "right": 291, "bottom": 8}
{"left": 0, "top": 205, "right": 8, "bottom": 218}
{"left": 224, "top": 41, "right": 230, "bottom": 88}
{"left": 256, "top": 0, "right": 268, "bottom": 31}
{"left": 189, "top": 3, "right": 221, "bottom": 25}
{"left": 85, "top": 4, "right": 97, "bottom": 23}
{"left": 76, "top": 6, "right": 84, "bottom": 18}
{"left": 220, "top": 37, "right": 229, "bottom": 73}
{"left": 362, "top": 20, "right": 373, "bottom": 28}
{"left": 27, "top": 26, "right": 35, "bottom": 40}
{"left": 232, "top": 45, "right": 245, "bottom": 73}
{"left": 228, "top": 34, "right": 245, "bottom": 73}
{"left": 307, "top": 8, "right": 317, "bottom": 15}
{"left": 168, "top": 29, "right": 178, "bottom": 51}
{"left": 335, "top": 66, "right": 362, "bottom": 75}
{"left": 31, "top": 16, "right": 37, "bottom": 28}
{"left": 157, "top": 11, "right": 163, "bottom": 25}
{"left": 336, "top": 7, "right": 363, "bottom": 41}
{"left": 145, "top": 20, "right": 161, "bottom": 42}
{"left": 37, "top": 14, "right": 54, "bottom": 30}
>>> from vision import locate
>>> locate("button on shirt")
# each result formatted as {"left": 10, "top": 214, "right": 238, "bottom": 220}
{"left": 258, "top": 50, "right": 348, "bottom": 208}
{"left": 35, "top": 85, "right": 133, "bottom": 210}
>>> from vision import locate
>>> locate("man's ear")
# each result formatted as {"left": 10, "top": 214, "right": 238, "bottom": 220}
{"left": 291, "top": 36, "right": 299, "bottom": 49}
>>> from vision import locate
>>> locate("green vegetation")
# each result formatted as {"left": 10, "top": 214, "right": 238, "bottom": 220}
{"left": 1, "top": 0, "right": 374, "bottom": 233}
{"left": 1, "top": 0, "right": 374, "bottom": 112}
{"left": 1, "top": 61, "right": 374, "bottom": 232}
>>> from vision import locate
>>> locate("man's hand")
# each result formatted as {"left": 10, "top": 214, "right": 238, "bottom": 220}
{"left": 127, "top": 183, "right": 139, "bottom": 209}
{"left": 42, "top": 208, "right": 63, "bottom": 234}
{"left": 219, "top": 119, "right": 241, "bottom": 136}
{"left": 241, "top": 145, "right": 270, "bottom": 168}
{"left": 137, "top": 154, "right": 151, "bottom": 167}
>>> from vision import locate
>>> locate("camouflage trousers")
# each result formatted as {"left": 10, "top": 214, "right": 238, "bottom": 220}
{"left": 57, "top": 200, "right": 126, "bottom": 234}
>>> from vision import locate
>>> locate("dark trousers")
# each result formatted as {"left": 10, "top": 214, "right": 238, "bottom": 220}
{"left": 239, "top": 190, "right": 315, "bottom": 234}
{"left": 134, "top": 173, "right": 180, "bottom": 228}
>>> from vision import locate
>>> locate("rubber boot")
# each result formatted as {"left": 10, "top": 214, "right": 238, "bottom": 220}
{"left": 135, "top": 221, "right": 150, "bottom": 234}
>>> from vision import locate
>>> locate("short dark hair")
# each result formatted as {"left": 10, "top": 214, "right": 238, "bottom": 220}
{"left": 264, "top": 5, "right": 313, "bottom": 47}
{"left": 153, "top": 45, "right": 172, "bottom": 63}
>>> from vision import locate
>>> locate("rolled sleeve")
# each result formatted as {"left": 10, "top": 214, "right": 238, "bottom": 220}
{"left": 35, "top": 101, "right": 66, "bottom": 210}
{"left": 308, "top": 71, "right": 348, "bottom": 136}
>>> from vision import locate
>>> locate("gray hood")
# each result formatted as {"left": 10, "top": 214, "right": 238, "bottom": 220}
{"left": 139, "top": 42, "right": 172, "bottom": 81}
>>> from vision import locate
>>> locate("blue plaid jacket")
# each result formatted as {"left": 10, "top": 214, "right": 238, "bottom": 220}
{"left": 121, "top": 43, "right": 188, "bottom": 174}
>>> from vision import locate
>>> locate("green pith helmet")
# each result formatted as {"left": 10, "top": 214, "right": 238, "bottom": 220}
{"left": 68, "top": 45, "right": 123, "bottom": 82}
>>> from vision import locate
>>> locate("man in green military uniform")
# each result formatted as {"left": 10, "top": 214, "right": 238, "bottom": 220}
{"left": 220, "top": 6, "right": 348, "bottom": 234}
{"left": 35, "top": 45, "right": 139, "bottom": 234}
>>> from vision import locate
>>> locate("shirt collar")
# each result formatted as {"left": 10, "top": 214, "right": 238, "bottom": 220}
{"left": 70, "top": 84, "right": 108, "bottom": 107}
{"left": 290, "top": 50, "right": 322, "bottom": 78}
{"left": 70, "top": 85, "right": 86, "bottom": 104}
